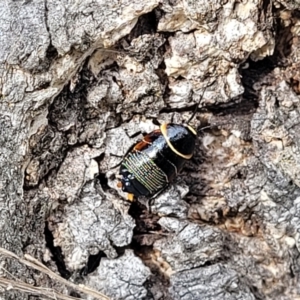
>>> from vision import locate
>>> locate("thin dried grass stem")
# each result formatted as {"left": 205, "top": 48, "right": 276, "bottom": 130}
{"left": 0, "top": 247, "right": 110, "bottom": 300}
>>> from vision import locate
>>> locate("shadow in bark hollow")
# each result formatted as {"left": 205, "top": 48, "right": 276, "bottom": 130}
{"left": 69, "top": 291, "right": 81, "bottom": 298}
{"left": 128, "top": 200, "right": 161, "bottom": 248}
{"left": 44, "top": 222, "right": 71, "bottom": 279}
{"left": 128, "top": 201, "right": 162, "bottom": 237}
{"left": 240, "top": 57, "right": 280, "bottom": 100}
{"left": 80, "top": 246, "right": 126, "bottom": 277}
{"left": 127, "top": 10, "right": 159, "bottom": 39}
{"left": 118, "top": 9, "right": 164, "bottom": 68}
{"left": 45, "top": 44, "right": 58, "bottom": 65}
{"left": 128, "top": 201, "right": 171, "bottom": 294}
{"left": 97, "top": 172, "right": 109, "bottom": 191}
{"left": 272, "top": 5, "right": 293, "bottom": 63}
{"left": 80, "top": 250, "right": 106, "bottom": 276}
{"left": 240, "top": 4, "right": 293, "bottom": 100}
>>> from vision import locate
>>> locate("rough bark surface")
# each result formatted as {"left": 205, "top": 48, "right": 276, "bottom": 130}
{"left": 1, "top": 0, "right": 300, "bottom": 299}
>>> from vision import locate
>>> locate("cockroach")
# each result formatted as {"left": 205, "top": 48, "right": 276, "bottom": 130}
{"left": 118, "top": 89, "right": 208, "bottom": 201}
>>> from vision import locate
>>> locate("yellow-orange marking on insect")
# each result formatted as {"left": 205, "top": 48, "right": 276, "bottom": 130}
{"left": 117, "top": 181, "right": 122, "bottom": 188}
{"left": 127, "top": 193, "right": 134, "bottom": 201}
{"left": 187, "top": 125, "right": 197, "bottom": 135}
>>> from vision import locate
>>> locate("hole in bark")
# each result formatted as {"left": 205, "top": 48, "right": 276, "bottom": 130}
{"left": 235, "top": 170, "right": 243, "bottom": 179}
{"left": 240, "top": 6, "right": 294, "bottom": 100}
{"left": 46, "top": 44, "right": 58, "bottom": 61}
{"left": 115, "top": 246, "right": 127, "bottom": 256}
{"left": 240, "top": 58, "right": 276, "bottom": 101}
{"left": 128, "top": 201, "right": 171, "bottom": 293}
{"left": 69, "top": 291, "right": 81, "bottom": 298}
{"left": 249, "top": 284, "right": 265, "bottom": 299}
{"left": 127, "top": 10, "right": 159, "bottom": 39}
{"left": 44, "top": 222, "right": 71, "bottom": 279}
{"left": 94, "top": 152, "right": 105, "bottom": 165}
{"left": 38, "top": 81, "right": 51, "bottom": 89}
{"left": 80, "top": 250, "right": 106, "bottom": 276}
{"left": 98, "top": 172, "right": 109, "bottom": 191}
{"left": 129, "top": 201, "right": 162, "bottom": 250}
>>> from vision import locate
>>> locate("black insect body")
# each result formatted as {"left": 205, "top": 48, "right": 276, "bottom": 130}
{"left": 119, "top": 123, "right": 197, "bottom": 200}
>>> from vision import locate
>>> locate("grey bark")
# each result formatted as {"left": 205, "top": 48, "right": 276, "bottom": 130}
{"left": 0, "top": 0, "right": 299, "bottom": 299}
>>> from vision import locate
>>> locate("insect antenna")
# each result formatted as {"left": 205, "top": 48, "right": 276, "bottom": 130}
{"left": 186, "top": 88, "right": 207, "bottom": 125}
{"left": 185, "top": 80, "right": 217, "bottom": 125}
{"left": 198, "top": 122, "right": 234, "bottom": 132}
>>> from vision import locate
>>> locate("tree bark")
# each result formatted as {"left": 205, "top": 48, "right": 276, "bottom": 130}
{"left": 1, "top": 0, "right": 300, "bottom": 299}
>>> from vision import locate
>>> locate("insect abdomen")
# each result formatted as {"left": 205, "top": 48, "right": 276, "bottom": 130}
{"left": 121, "top": 151, "right": 168, "bottom": 196}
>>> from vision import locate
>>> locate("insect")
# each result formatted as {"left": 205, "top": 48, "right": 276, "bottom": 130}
{"left": 118, "top": 88, "right": 208, "bottom": 201}
{"left": 118, "top": 123, "right": 197, "bottom": 201}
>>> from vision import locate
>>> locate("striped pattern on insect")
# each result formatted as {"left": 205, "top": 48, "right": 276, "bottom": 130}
{"left": 118, "top": 123, "right": 197, "bottom": 201}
